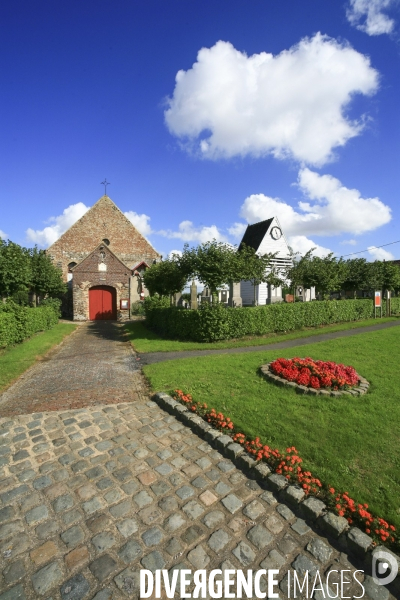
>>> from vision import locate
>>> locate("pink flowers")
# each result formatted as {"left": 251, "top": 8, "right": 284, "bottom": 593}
{"left": 270, "top": 357, "right": 359, "bottom": 390}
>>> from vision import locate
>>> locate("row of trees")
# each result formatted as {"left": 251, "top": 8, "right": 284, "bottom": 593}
{"left": 142, "top": 241, "right": 400, "bottom": 302}
{"left": 0, "top": 240, "right": 66, "bottom": 304}
{"left": 287, "top": 251, "right": 400, "bottom": 299}
{"left": 143, "top": 241, "right": 282, "bottom": 301}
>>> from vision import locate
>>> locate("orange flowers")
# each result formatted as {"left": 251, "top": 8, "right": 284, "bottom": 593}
{"left": 171, "top": 388, "right": 398, "bottom": 552}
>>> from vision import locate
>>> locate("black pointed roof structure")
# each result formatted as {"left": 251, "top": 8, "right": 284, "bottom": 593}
{"left": 238, "top": 218, "right": 274, "bottom": 252}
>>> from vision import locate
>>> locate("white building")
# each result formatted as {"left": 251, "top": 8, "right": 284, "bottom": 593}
{"left": 239, "top": 217, "right": 293, "bottom": 306}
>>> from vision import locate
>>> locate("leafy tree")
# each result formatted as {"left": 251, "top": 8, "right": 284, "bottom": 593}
{"left": 285, "top": 248, "right": 314, "bottom": 296}
{"left": 142, "top": 258, "right": 188, "bottom": 298}
{"left": 381, "top": 261, "right": 400, "bottom": 294}
{"left": 303, "top": 253, "right": 347, "bottom": 299}
{"left": 30, "top": 247, "right": 66, "bottom": 304}
{"left": 365, "top": 260, "right": 400, "bottom": 294}
{"left": 0, "top": 240, "right": 32, "bottom": 301}
{"left": 365, "top": 261, "right": 384, "bottom": 292}
{"left": 342, "top": 258, "right": 369, "bottom": 298}
{"left": 178, "top": 241, "right": 237, "bottom": 301}
{"left": 238, "top": 244, "right": 281, "bottom": 305}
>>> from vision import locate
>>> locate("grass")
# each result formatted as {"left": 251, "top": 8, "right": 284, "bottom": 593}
{"left": 125, "top": 316, "right": 398, "bottom": 353}
{"left": 0, "top": 323, "right": 77, "bottom": 392}
{"left": 143, "top": 327, "right": 400, "bottom": 532}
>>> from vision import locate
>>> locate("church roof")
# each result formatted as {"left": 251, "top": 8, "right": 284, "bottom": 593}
{"left": 71, "top": 242, "right": 129, "bottom": 273}
{"left": 238, "top": 218, "right": 274, "bottom": 252}
{"left": 47, "top": 195, "right": 160, "bottom": 260}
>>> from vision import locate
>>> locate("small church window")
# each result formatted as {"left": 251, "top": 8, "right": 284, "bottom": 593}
{"left": 102, "top": 238, "right": 110, "bottom": 246}
{"left": 68, "top": 262, "right": 77, "bottom": 271}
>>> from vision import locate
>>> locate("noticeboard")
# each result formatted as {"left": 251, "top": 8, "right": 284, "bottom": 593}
{"left": 374, "top": 291, "right": 381, "bottom": 307}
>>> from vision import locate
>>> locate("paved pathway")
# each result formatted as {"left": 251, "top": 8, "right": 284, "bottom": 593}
{"left": 0, "top": 322, "right": 145, "bottom": 418}
{"left": 139, "top": 319, "right": 400, "bottom": 365}
{"left": 0, "top": 322, "right": 396, "bottom": 599}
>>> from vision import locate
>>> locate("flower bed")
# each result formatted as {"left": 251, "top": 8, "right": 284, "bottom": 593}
{"left": 262, "top": 357, "right": 369, "bottom": 397}
{"left": 170, "top": 388, "right": 398, "bottom": 553}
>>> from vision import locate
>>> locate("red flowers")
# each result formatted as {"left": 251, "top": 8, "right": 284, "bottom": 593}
{"left": 270, "top": 357, "right": 359, "bottom": 390}
{"left": 171, "top": 388, "right": 398, "bottom": 552}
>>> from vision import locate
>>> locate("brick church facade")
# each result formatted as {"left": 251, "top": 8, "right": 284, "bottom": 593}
{"left": 47, "top": 195, "right": 160, "bottom": 320}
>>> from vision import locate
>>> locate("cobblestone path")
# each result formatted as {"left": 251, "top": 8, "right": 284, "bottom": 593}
{"left": 0, "top": 322, "right": 145, "bottom": 418}
{"left": 0, "top": 323, "right": 396, "bottom": 599}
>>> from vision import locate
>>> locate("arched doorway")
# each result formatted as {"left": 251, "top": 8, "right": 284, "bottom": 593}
{"left": 89, "top": 286, "right": 117, "bottom": 320}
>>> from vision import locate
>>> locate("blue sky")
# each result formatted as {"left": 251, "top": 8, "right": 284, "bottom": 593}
{"left": 1, "top": 0, "right": 399, "bottom": 261}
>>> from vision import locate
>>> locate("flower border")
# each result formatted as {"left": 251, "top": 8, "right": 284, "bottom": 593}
{"left": 152, "top": 389, "right": 399, "bottom": 561}
{"left": 261, "top": 361, "right": 370, "bottom": 397}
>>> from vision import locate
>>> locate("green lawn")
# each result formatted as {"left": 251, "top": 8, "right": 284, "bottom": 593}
{"left": 143, "top": 327, "right": 400, "bottom": 532}
{"left": 0, "top": 323, "right": 77, "bottom": 392}
{"left": 126, "top": 316, "right": 398, "bottom": 353}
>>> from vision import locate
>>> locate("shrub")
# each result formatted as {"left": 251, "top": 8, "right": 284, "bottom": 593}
{"left": 143, "top": 295, "right": 170, "bottom": 311}
{"left": 131, "top": 301, "right": 146, "bottom": 316}
{"left": 0, "top": 300, "right": 60, "bottom": 348}
{"left": 144, "top": 298, "right": 400, "bottom": 342}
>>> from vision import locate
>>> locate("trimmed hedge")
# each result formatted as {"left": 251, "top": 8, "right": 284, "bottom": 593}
{"left": 145, "top": 298, "right": 400, "bottom": 342}
{"left": 0, "top": 300, "right": 61, "bottom": 348}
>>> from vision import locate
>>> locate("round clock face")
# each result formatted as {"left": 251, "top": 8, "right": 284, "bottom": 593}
{"left": 270, "top": 226, "right": 282, "bottom": 240}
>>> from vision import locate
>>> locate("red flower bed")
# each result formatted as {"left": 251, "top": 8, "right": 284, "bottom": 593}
{"left": 270, "top": 357, "right": 359, "bottom": 390}
{"left": 171, "top": 388, "right": 399, "bottom": 552}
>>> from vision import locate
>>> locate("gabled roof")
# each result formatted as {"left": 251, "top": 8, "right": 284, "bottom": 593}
{"left": 132, "top": 261, "right": 150, "bottom": 272}
{"left": 238, "top": 218, "right": 274, "bottom": 252}
{"left": 71, "top": 242, "right": 129, "bottom": 272}
{"left": 47, "top": 195, "right": 160, "bottom": 258}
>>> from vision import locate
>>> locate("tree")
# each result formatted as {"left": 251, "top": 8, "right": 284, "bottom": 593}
{"left": 0, "top": 240, "right": 31, "bottom": 301}
{"left": 238, "top": 244, "right": 281, "bottom": 305}
{"left": 342, "top": 258, "right": 369, "bottom": 298}
{"left": 142, "top": 258, "right": 188, "bottom": 298}
{"left": 381, "top": 261, "right": 400, "bottom": 294}
{"left": 30, "top": 247, "right": 66, "bottom": 304}
{"left": 178, "top": 241, "right": 237, "bottom": 301}
{"left": 365, "top": 260, "right": 400, "bottom": 295}
{"left": 285, "top": 248, "right": 314, "bottom": 297}
{"left": 303, "top": 253, "right": 347, "bottom": 299}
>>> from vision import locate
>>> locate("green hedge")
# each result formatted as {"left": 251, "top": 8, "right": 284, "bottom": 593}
{"left": 0, "top": 300, "right": 61, "bottom": 348}
{"left": 145, "top": 298, "right": 400, "bottom": 342}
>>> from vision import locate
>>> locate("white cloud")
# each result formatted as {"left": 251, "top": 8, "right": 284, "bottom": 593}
{"left": 239, "top": 168, "right": 391, "bottom": 239}
{"left": 159, "top": 220, "right": 227, "bottom": 244}
{"left": 288, "top": 235, "right": 332, "bottom": 258}
{"left": 347, "top": 0, "right": 396, "bottom": 35}
{"left": 0, "top": 229, "right": 8, "bottom": 240}
{"left": 165, "top": 35, "right": 379, "bottom": 166}
{"left": 124, "top": 211, "right": 153, "bottom": 237}
{"left": 167, "top": 249, "right": 183, "bottom": 259}
{"left": 340, "top": 239, "right": 357, "bottom": 245}
{"left": 367, "top": 245, "right": 395, "bottom": 260}
{"left": 26, "top": 202, "right": 90, "bottom": 247}
{"left": 228, "top": 222, "right": 247, "bottom": 239}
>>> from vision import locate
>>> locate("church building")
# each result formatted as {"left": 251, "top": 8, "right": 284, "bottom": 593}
{"left": 239, "top": 216, "right": 292, "bottom": 305}
{"left": 47, "top": 195, "right": 160, "bottom": 320}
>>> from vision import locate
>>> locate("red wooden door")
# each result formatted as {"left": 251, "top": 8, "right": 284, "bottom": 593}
{"left": 89, "top": 286, "right": 116, "bottom": 320}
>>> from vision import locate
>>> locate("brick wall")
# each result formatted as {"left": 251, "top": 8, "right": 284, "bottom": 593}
{"left": 72, "top": 244, "right": 131, "bottom": 321}
{"left": 47, "top": 196, "right": 160, "bottom": 282}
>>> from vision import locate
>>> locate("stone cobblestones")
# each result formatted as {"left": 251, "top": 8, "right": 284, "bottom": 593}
{"left": 1, "top": 398, "right": 397, "bottom": 599}
{"left": 0, "top": 323, "right": 398, "bottom": 599}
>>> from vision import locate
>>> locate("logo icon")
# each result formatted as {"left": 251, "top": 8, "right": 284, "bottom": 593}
{"left": 372, "top": 550, "right": 398, "bottom": 586}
